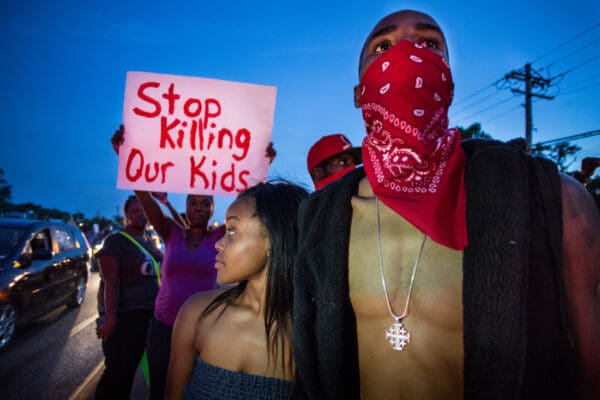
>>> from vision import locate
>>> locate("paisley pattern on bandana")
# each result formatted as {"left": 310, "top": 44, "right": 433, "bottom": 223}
{"left": 360, "top": 40, "right": 468, "bottom": 250}
{"left": 361, "top": 111, "right": 457, "bottom": 194}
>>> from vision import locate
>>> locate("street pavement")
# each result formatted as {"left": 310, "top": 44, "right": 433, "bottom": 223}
{"left": 72, "top": 362, "right": 148, "bottom": 400}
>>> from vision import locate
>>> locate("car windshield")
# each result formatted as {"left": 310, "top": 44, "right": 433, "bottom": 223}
{"left": 0, "top": 227, "right": 27, "bottom": 260}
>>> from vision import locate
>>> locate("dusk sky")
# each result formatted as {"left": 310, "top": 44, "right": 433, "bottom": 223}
{"left": 2, "top": 0, "right": 599, "bottom": 224}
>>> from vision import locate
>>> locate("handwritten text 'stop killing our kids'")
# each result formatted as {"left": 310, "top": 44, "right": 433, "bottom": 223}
{"left": 118, "top": 71, "right": 277, "bottom": 196}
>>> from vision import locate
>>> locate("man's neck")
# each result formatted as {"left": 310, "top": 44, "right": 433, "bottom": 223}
{"left": 357, "top": 176, "right": 375, "bottom": 198}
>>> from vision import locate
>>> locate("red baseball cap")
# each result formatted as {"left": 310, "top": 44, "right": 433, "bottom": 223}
{"left": 307, "top": 134, "right": 362, "bottom": 174}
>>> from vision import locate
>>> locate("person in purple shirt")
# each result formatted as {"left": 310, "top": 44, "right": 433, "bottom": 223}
{"left": 136, "top": 190, "right": 223, "bottom": 400}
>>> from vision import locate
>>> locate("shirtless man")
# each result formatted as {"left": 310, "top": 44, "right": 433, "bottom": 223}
{"left": 292, "top": 10, "right": 600, "bottom": 400}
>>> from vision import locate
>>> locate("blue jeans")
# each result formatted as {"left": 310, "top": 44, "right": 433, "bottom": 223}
{"left": 146, "top": 317, "right": 173, "bottom": 400}
{"left": 95, "top": 309, "right": 153, "bottom": 400}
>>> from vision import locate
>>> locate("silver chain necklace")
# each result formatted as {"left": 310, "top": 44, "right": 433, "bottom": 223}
{"left": 376, "top": 198, "right": 427, "bottom": 351}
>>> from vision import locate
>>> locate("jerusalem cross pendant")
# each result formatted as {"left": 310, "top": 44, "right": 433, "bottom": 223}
{"left": 386, "top": 321, "right": 410, "bottom": 351}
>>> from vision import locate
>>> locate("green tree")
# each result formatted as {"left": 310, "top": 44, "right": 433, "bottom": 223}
{"left": 9, "top": 202, "right": 70, "bottom": 221}
{"left": 0, "top": 170, "right": 126, "bottom": 225}
{"left": 11, "top": 202, "right": 40, "bottom": 217}
{"left": 72, "top": 212, "right": 85, "bottom": 223}
{"left": 457, "top": 123, "right": 493, "bottom": 140}
{"left": 91, "top": 214, "right": 115, "bottom": 232}
{"left": 531, "top": 142, "right": 582, "bottom": 173}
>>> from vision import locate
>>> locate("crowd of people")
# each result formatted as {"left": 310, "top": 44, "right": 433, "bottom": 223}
{"left": 93, "top": 8, "right": 599, "bottom": 400}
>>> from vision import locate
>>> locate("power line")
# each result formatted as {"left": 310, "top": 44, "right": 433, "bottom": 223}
{"left": 531, "top": 21, "right": 600, "bottom": 66}
{"left": 542, "top": 58, "right": 600, "bottom": 98}
{"left": 536, "top": 129, "right": 600, "bottom": 145}
{"left": 542, "top": 36, "right": 600, "bottom": 69}
{"left": 450, "top": 90, "right": 505, "bottom": 118}
{"left": 557, "top": 81, "right": 600, "bottom": 97}
{"left": 560, "top": 71, "right": 600, "bottom": 88}
{"left": 452, "top": 78, "right": 503, "bottom": 107}
{"left": 479, "top": 104, "right": 523, "bottom": 125}
{"left": 558, "top": 55, "right": 600, "bottom": 76}
{"left": 452, "top": 95, "right": 516, "bottom": 126}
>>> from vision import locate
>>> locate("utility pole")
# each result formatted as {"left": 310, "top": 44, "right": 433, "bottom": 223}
{"left": 504, "top": 63, "right": 555, "bottom": 152}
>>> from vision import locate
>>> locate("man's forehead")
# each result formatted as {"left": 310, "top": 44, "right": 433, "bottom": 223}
{"left": 368, "top": 11, "right": 444, "bottom": 42}
{"left": 188, "top": 194, "right": 212, "bottom": 202}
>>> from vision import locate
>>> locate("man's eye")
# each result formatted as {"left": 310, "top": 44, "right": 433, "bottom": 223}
{"left": 420, "top": 38, "right": 440, "bottom": 49}
{"left": 374, "top": 41, "right": 392, "bottom": 53}
{"left": 226, "top": 228, "right": 236, "bottom": 237}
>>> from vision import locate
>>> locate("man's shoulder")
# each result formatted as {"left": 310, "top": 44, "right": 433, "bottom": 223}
{"left": 560, "top": 172, "right": 598, "bottom": 214}
{"left": 461, "top": 137, "right": 527, "bottom": 157}
{"left": 462, "top": 137, "right": 557, "bottom": 174}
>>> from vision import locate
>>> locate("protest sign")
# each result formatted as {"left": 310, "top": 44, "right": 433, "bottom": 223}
{"left": 117, "top": 71, "right": 277, "bottom": 195}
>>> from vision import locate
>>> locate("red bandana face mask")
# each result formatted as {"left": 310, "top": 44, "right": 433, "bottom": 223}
{"left": 359, "top": 40, "right": 467, "bottom": 250}
{"left": 314, "top": 164, "right": 355, "bottom": 190}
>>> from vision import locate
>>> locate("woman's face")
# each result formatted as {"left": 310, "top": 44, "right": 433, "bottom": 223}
{"left": 186, "top": 195, "right": 213, "bottom": 227}
{"left": 125, "top": 198, "right": 147, "bottom": 229}
{"left": 214, "top": 197, "right": 269, "bottom": 285}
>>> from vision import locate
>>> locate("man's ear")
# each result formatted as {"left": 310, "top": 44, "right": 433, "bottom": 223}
{"left": 353, "top": 84, "right": 361, "bottom": 108}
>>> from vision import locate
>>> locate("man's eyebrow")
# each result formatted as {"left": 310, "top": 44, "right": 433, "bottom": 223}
{"left": 414, "top": 22, "right": 444, "bottom": 36}
{"left": 368, "top": 25, "right": 397, "bottom": 42}
{"left": 368, "top": 22, "right": 444, "bottom": 43}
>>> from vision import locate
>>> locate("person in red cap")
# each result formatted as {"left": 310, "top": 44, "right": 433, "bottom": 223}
{"left": 307, "top": 133, "right": 362, "bottom": 189}
{"left": 292, "top": 9, "right": 599, "bottom": 400}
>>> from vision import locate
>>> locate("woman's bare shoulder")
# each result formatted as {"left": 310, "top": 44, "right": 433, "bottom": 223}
{"left": 182, "top": 288, "right": 228, "bottom": 313}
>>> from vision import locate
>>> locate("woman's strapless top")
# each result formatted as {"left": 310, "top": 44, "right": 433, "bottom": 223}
{"left": 183, "top": 356, "right": 292, "bottom": 400}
